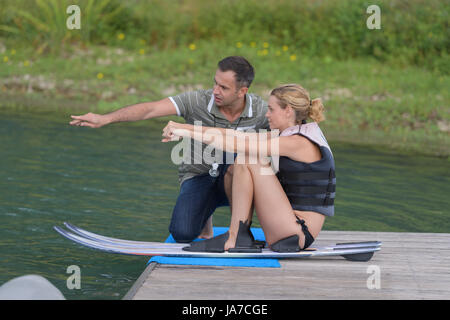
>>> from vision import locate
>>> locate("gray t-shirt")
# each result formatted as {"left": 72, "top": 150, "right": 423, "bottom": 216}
{"left": 169, "top": 89, "right": 269, "bottom": 184}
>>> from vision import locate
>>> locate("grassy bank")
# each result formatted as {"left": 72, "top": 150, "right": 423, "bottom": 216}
{"left": 1, "top": 39, "right": 449, "bottom": 157}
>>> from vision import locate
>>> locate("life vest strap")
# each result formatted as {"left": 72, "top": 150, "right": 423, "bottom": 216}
{"left": 287, "top": 196, "right": 335, "bottom": 206}
{"left": 284, "top": 184, "right": 336, "bottom": 195}
{"left": 278, "top": 169, "right": 335, "bottom": 182}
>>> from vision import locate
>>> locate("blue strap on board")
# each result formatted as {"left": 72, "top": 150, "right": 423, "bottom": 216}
{"left": 148, "top": 227, "right": 281, "bottom": 268}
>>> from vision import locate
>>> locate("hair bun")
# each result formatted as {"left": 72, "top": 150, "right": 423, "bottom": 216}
{"left": 308, "top": 98, "right": 325, "bottom": 123}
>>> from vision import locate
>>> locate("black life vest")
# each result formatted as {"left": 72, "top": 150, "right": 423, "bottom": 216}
{"left": 275, "top": 123, "right": 336, "bottom": 217}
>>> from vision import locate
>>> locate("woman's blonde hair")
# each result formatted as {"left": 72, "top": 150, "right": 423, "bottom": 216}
{"left": 270, "top": 84, "right": 325, "bottom": 123}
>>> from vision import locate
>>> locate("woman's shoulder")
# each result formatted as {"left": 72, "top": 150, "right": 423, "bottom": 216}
{"left": 298, "top": 122, "right": 330, "bottom": 150}
{"left": 278, "top": 134, "right": 321, "bottom": 163}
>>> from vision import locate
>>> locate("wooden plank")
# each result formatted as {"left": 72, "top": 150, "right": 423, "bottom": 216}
{"left": 129, "top": 231, "right": 450, "bottom": 300}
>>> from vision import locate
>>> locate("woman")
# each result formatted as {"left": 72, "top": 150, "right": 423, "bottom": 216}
{"left": 162, "top": 84, "right": 335, "bottom": 252}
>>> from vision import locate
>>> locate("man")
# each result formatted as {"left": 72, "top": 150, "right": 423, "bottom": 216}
{"left": 70, "top": 56, "right": 270, "bottom": 242}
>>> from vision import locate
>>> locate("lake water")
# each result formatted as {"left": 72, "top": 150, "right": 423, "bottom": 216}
{"left": 1, "top": 109, "right": 449, "bottom": 299}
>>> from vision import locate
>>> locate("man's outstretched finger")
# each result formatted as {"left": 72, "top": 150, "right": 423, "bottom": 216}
{"left": 71, "top": 115, "right": 85, "bottom": 120}
{"left": 70, "top": 116, "right": 83, "bottom": 125}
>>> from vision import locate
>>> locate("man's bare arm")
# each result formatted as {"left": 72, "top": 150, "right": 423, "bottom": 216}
{"left": 70, "top": 98, "right": 177, "bottom": 128}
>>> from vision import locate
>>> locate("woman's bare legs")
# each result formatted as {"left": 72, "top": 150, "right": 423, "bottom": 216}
{"left": 224, "top": 159, "right": 255, "bottom": 250}
{"left": 225, "top": 158, "right": 324, "bottom": 250}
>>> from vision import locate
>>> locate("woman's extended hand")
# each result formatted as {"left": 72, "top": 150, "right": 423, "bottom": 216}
{"left": 161, "top": 121, "right": 190, "bottom": 142}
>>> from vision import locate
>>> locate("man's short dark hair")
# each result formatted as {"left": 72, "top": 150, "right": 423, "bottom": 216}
{"left": 218, "top": 56, "right": 255, "bottom": 89}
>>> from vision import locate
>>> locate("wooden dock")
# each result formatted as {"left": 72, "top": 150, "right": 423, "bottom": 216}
{"left": 124, "top": 231, "right": 450, "bottom": 300}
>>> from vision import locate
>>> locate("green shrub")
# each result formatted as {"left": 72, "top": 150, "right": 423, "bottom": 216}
{"left": 0, "top": 0, "right": 448, "bottom": 73}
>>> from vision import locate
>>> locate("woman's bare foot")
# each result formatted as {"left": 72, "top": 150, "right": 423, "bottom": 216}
{"left": 198, "top": 216, "right": 214, "bottom": 239}
{"left": 224, "top": 235, "right": 237, "bottom": 251}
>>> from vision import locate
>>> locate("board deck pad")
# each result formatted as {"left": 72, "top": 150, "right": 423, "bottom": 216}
{"left": 149, "top": 227, "right": 282, "bottom": 268}
{"left": 54, "top": 223, "right": 381, "bottom": 267}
